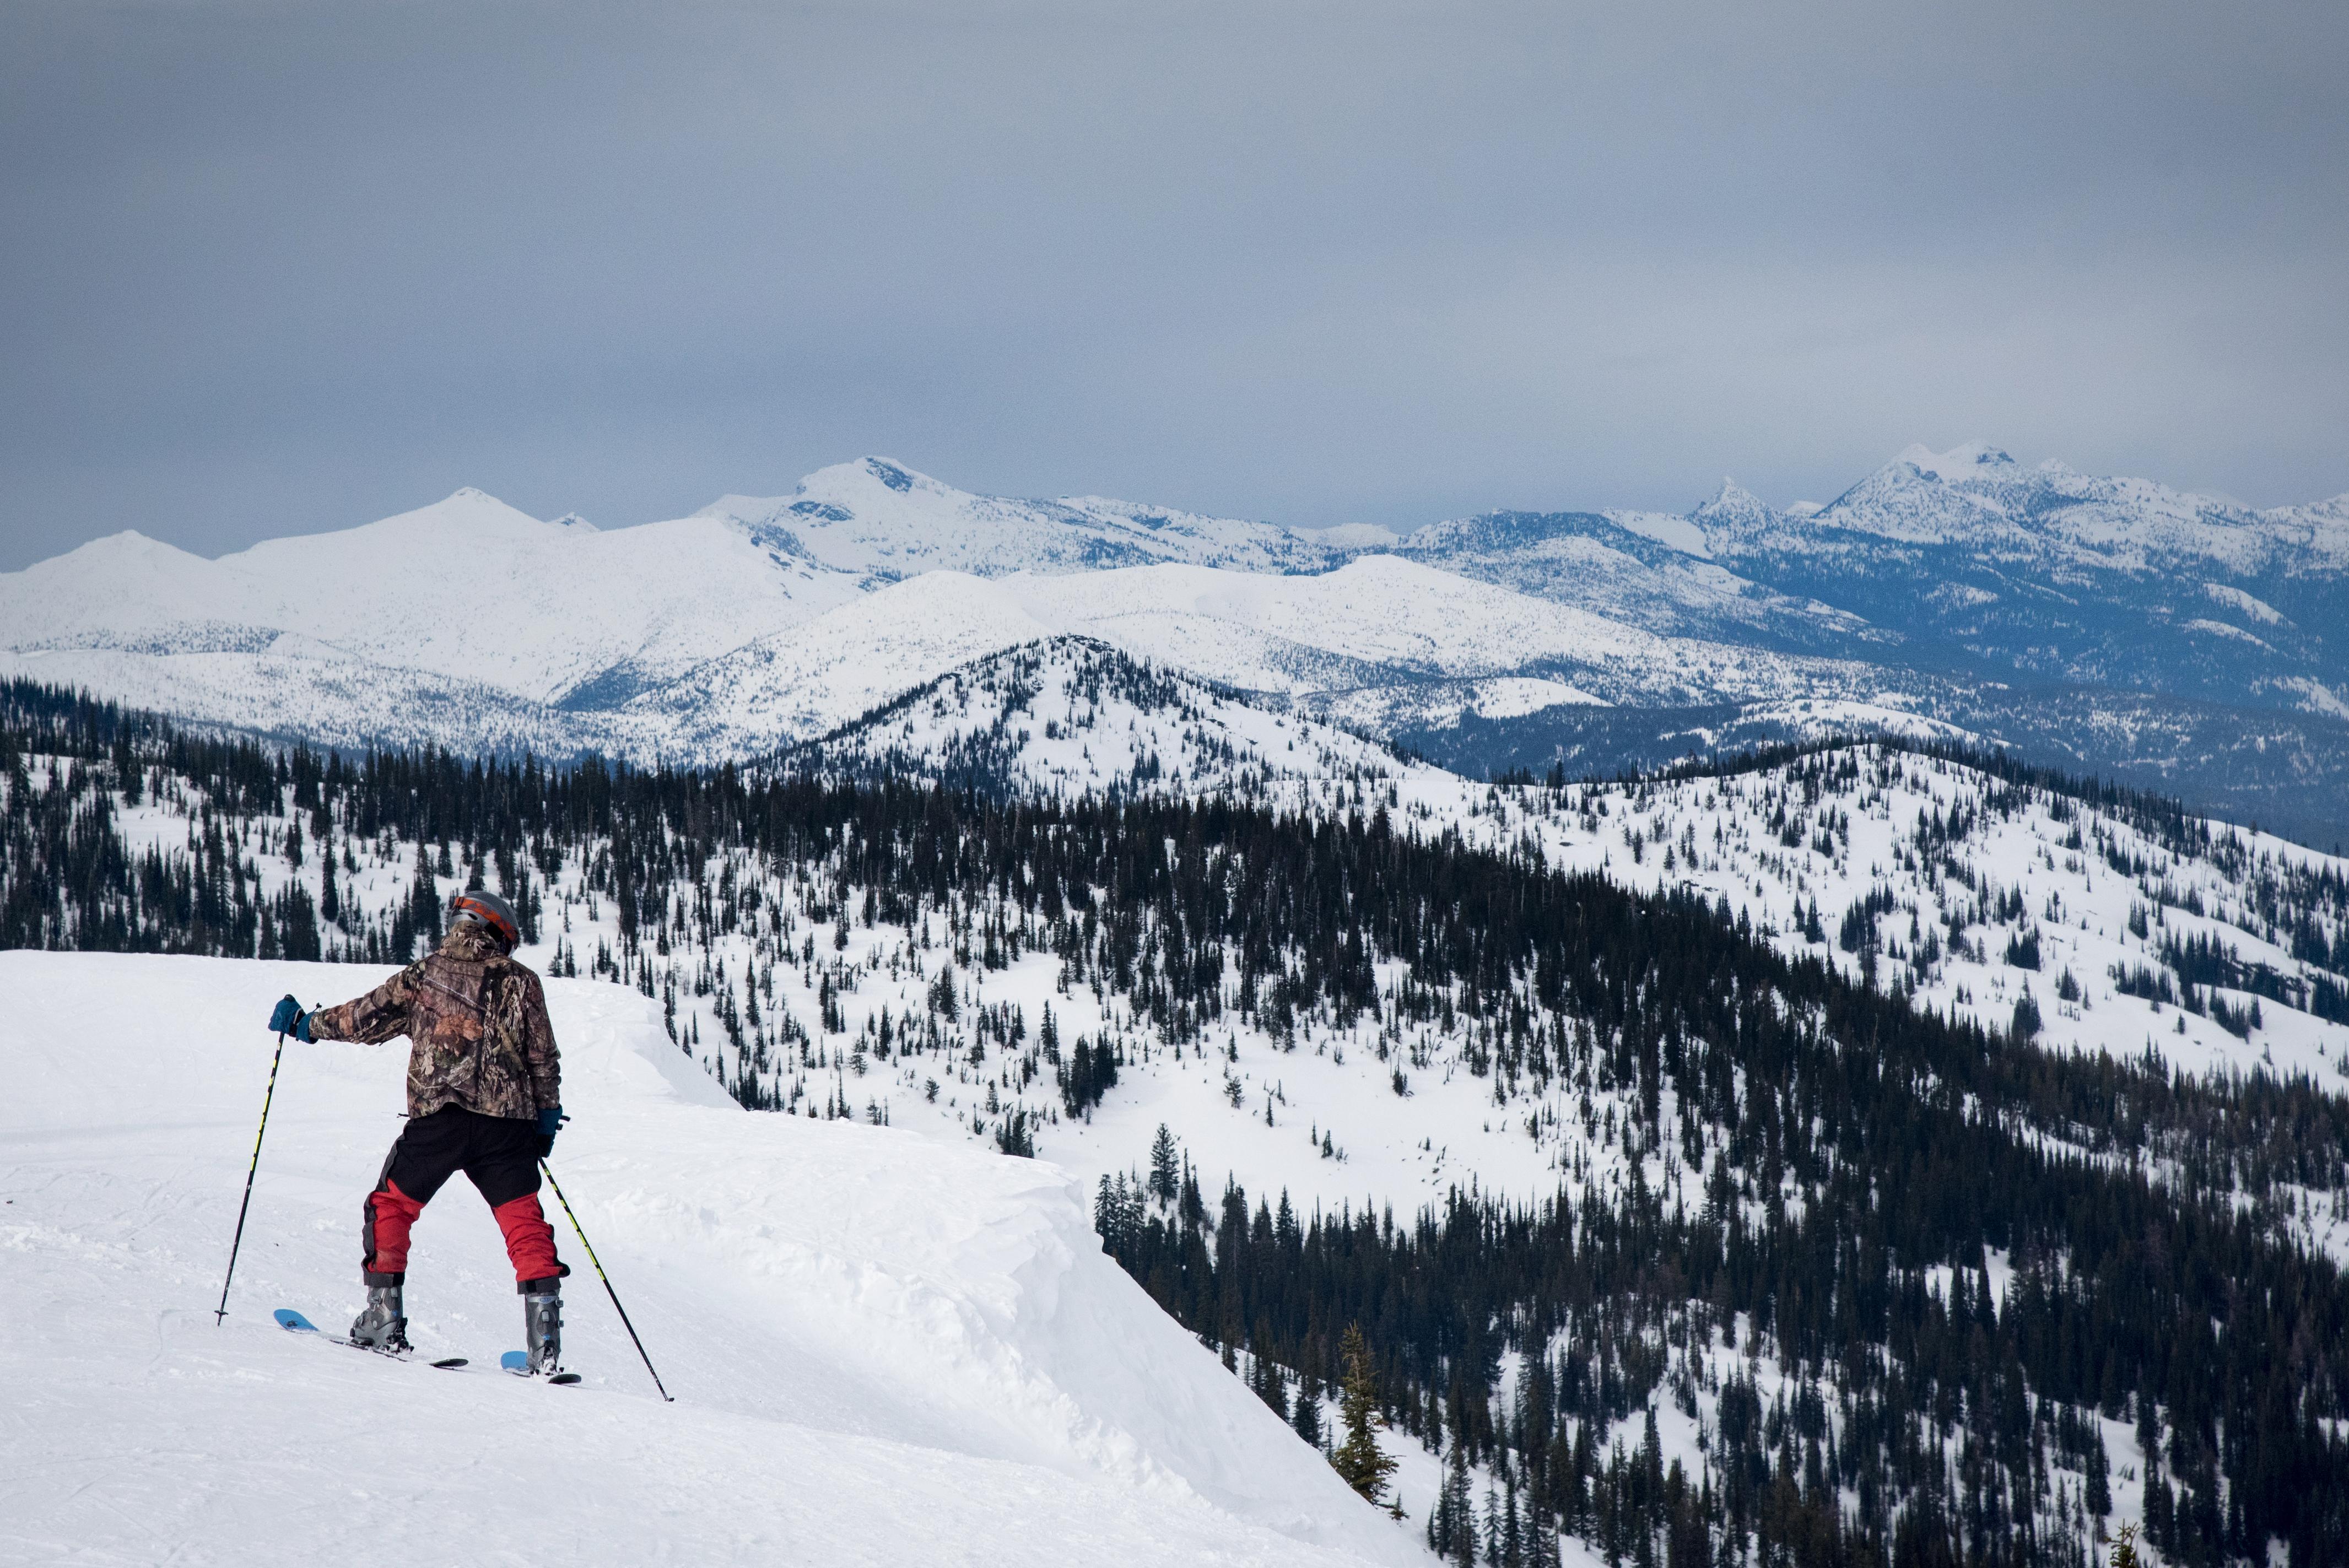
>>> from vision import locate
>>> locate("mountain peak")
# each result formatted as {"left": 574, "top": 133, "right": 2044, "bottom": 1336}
{"left": 1687, "top": 477, "right": 1779, "bottom": 544}
{"left": 1700, "top": 477, "right": 1769, "bottom": 512}
{"left": 797, "top": 456, "right": 952, "bottom": 505}
{"left": 364, "top": 487, "right": 557, "bottom": 539}
{"left": 1893, "top": 442, "right": 2016, "bottom": 482}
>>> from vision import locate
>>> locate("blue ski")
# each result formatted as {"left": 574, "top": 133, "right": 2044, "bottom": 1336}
{"left": 501, "top": 1349, "right": 581, "bottom": 1385}
{"left": 275, "top": 1308, "right": 468, "bottom": 1368}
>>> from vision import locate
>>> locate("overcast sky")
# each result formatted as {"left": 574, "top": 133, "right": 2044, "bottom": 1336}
{"left": 3, "top": 0, "right": 2344, "bottom": 569}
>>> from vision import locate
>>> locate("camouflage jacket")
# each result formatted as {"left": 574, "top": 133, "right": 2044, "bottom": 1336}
{"left": 311, "top": 923, "right": 560, "bottom": 1121}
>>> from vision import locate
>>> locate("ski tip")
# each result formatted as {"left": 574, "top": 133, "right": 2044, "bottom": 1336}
{"left": 548, "top": 1372, "right": 582, "bottom": 1386}
{"left": 274, "top": 1309, "right": 318, "bottom": 1333}
{"left": 432, "top": 1357, "right": 469, "bottom": 1369}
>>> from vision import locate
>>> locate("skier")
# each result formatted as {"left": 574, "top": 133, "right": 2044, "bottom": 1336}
{"left": 267, "top": 888, "right": 570, "bottom": 1371}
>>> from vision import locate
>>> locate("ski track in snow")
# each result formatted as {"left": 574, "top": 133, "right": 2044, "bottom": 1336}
{"left": 0, "top": 953, "right": 1429, "bottom": 1568}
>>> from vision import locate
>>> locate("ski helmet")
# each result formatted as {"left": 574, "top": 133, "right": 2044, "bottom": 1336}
{"left": 450, "top": 888, "right": 520, "bottom": 950}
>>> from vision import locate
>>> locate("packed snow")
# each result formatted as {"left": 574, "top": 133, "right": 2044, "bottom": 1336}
{"left": 0, "top": 950, "right": 1430, "bottom": 1568}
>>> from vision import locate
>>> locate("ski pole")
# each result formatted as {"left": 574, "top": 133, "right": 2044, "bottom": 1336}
{"left": 215, "top": 1030, "right": 288, "bottom": 1324}
{"left": 540, "top": 1159, "right": 673, "bottom": 1402}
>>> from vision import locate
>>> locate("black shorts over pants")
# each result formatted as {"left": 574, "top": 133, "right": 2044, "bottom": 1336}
{"left": 362, "top": 1105, "right": 560, "bottom": 1289}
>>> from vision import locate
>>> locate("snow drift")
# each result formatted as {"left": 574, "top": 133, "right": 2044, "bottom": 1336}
{"left": 0, "top": 950, "right": 1424, "bottom": 1567}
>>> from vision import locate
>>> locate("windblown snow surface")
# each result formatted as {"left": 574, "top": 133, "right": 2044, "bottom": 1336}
{"left": 0, "top": 951, "right": 1433, "bottom": 1568}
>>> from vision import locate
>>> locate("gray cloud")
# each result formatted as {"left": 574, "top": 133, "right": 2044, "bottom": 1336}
{"left": 3, "top": 0, "right": 2343, "bottom": 568}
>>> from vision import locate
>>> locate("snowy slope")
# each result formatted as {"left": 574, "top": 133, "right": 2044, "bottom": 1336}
{"left": 596, "top": 558, "right": 1895, "bottom": 763}
{"left": 786, "top": 636, "right": 1446, "bottom": 802}
{"left": 774, "top": 649, "right": 2349, "bottom": 1229}
{"left": 17, "top": 711, "right": 2347, "bottom": 1560}
{"left": 1381, "top": 503, "right": 1882, "bottom": 657}
{"left": 812, "top": 738, "right": 2349, "bottom": 1278}
{"left": 0, "top": 950, "right": 1428, "bottom": 1568}
{"left": 700, "top": 457, "right": 1333, "bottom": 582}
{"left": 612, "top": 572, "right": 1061, "bottom": 759}
{"left": 0, "top": 489, "right": 865, "bottom": 707}
{"left": 0, "top": 640, "right": 595, "bottom": 758}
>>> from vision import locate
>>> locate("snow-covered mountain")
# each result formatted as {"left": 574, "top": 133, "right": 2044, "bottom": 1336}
{"left": 0, "top": 487, "right": 865, "bottom": 706}
{"left": 699, "top": 457, "right": 1335, "bottom": 583}
{"left": 1381, "top": 446, "right": 2349, "bottom": 728}
{"left": 0, "top": 949, "right": 1428, "bottom": 1567}
{"left": 0, "top": 479, "right": 1894, "bottom": 764}
{"left": 1688, "top": 443, "right": 2349, "bottom": 718}
{"left": 1379, "top": 501, "right": 1884, "bottom": 657}
{"left": 6, "top": 444, "right": 2346, "bottom": 842}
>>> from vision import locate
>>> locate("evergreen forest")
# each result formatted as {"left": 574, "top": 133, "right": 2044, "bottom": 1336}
{"left": 7, "top": 677, "right": 2349, "bottom": 1567}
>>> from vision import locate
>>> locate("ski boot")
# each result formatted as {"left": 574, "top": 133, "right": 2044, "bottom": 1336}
{"left": 350, "top": 1277, "right": 410, "bottom": 1354}
{"left": 521, "top": 1278, "right": 562, "bottom": 1375}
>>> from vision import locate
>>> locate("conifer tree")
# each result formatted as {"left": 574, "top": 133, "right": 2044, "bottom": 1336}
{"left": 1148, "top": 1123, "right": 1180, "bottom": 1206}
{"left": 1293, "top": 1369, "right": 1325, "bottom": 1449}
{"left": 1332, "top": 1323, "right": 1397, "bottom": 1507}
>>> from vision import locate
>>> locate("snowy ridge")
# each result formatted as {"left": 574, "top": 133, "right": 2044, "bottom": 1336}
{"left": 0, "top": 950, "right": 1424, "bottom": 1567}
{"left": 596, "top": 561, "right": 1773, "bottom": 764}
{"left": 794, "top": 655, "right": 2349, "bottom": 1130}
{"left": 0, "top": 489, "right": 864, "bottom": 707}
{"left": 1009, "top": 555, "right": 1877, "bottom": 711}
{"left": 5, "top": 445, "right": 2346, "bottom": 838}
{"left": 1680, "top": 446, "right": 2349, "bottom": 732}
{"left": 0, "top": 478, "right": 1878, "bottom": 763}
{"left": 699, "top": 457, "right": 1334, "bottom": 582}
{"left": 1382, "top": 503, "right": 1877, "bottom": 657}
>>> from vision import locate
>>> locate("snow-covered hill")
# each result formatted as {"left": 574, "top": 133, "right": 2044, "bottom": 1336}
{"left": 790, "top": 646, "right": 2349, "bottom": 1159}
{"left": 40, "top": 632, "right": 2324, "bottom": 1235}
{"left": 0, "top": 949, "right": 1427, "bottom": 1568}
{"left": 786, "top": 636, "right": 1406, "bottom": 799}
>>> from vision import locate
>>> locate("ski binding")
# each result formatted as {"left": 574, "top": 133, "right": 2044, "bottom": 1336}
{"left": 501, "top": 1349, "right": 581, "bottom": 1385}
{"left": 275, "top": 1307, "right": 467, "bottom": 1368}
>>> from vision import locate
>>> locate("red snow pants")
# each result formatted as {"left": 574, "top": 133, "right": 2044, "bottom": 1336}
{"left": 363, "top": 1105, "right": 564, "bottom": 1290}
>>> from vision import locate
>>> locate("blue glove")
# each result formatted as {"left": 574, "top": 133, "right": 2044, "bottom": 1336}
{"left": 267, "top": 994, "right": 314, "bottom": 1042}
{"left": 535, "top": 1105, "right": 568, "bottom": 1159}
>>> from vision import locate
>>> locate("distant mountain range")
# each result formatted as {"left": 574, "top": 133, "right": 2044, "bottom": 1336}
{"left": 4, "top": 446, "right": 2345, "bottom": 842}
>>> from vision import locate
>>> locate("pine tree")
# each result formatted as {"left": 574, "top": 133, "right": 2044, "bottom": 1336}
{"left": 1448, "top": 1443, "right": 1477, "bottom": 1568}
{"left": 1333, "top": 1323, "right": 1398, "bottom": 1507}
{"left": 1293, "top": 1369, "right": 1326, "bottom": 1448}
{"left": 1149, "top": 1123, "right": 1180, "bottom": 1207}
{"left": 1254, "top": 1351, "right": 1290, "bottom": 1421}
